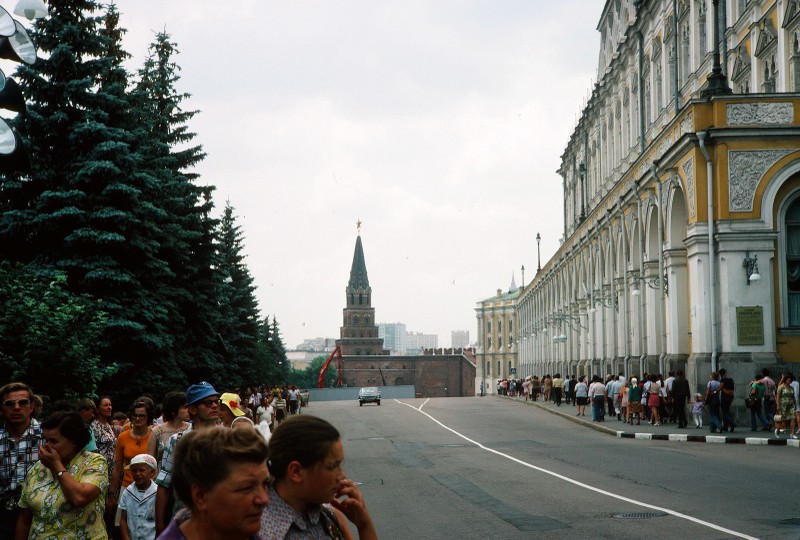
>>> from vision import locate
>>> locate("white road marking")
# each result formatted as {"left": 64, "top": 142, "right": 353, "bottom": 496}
{"left": 395, "top": 399, "right": 758, "bottom": 540}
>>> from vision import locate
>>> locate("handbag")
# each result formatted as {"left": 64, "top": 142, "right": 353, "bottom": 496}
{"left": 744, "top": 397, "right": 756, "bottom": 409}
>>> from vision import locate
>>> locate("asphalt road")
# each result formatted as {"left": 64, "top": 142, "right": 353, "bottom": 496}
{"left": 303, "top": 395, "right": 800, "bottom": 540}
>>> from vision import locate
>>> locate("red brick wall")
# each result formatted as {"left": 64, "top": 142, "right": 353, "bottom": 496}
{"left": 341, "top": 354, "right": 476, "bottom": 397}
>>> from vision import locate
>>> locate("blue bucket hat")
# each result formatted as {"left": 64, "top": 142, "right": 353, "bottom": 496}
{"left": 186, "top": 381, "right": 220, "bottom": 405}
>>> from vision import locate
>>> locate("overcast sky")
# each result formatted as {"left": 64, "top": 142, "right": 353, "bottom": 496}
{"left": 114, "top": 0, "right": 601, "bottom": 349}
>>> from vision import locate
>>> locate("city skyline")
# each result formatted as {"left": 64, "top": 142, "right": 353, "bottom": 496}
{"left": 118, "top": 1, "right": 599, "bottom": 349}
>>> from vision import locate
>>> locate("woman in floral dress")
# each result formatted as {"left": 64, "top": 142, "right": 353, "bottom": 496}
{"left": 17, "top": 411, "right": 108, "bottom": 539}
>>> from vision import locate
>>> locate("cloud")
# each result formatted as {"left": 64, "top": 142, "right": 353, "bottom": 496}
{"left": 117, "top": 0, "right": 600, "bottom": 349}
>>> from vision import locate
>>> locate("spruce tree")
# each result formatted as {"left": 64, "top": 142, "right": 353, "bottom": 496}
{"left": 0, "top": 0, "right": 187, "bottom": 400}
{"left": 267, "top": 316, "right": 289, "bottom": 383}
{"left": 133, "top": 32, "right": 226, "bottom": 386}
{"left": 216, "top": 202, "right": 262, "bottom": 387}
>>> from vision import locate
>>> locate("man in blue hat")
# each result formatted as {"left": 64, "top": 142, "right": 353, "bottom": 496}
{"left": 154, "top": 381, "right": 220, "bottom": 535}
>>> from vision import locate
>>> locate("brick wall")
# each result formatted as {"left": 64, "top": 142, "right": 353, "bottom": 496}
{"left": 341, "top": 354, "right": 476, "bottom": 397}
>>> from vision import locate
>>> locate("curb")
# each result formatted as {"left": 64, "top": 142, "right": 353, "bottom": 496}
{"left": 497, "top": 395, "right": 800, "bottom": 448}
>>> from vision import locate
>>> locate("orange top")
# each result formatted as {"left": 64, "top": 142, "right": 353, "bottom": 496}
{"left": 114, "top": 428, "right": 152, "bottom": 487}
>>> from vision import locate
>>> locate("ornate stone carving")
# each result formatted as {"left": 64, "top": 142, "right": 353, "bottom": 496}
{"left": 728, "top": 149, "right": 796, "bottom": 212}
{"left": 727, "top": 102, "right": 793, "bottom": 125}
{"left": 682, "top": 158, "right": 695, "bottom": 218}
{"left": 680, "top": 111, "right": 693, "bottom": 136}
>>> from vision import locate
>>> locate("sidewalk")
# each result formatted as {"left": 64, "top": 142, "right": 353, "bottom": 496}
{"left": 499, "top": 395, "right": 800, "bottom": 448}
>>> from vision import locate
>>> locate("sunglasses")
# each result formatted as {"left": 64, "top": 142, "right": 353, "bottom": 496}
{"left": 3, "top": 399, "right": 30, "bottom": 408}
{"left": 200, "top": 398, "right": 220, "bottom": 408}
{"left": 131, "top": 413, "right": 147, "bottom": 419}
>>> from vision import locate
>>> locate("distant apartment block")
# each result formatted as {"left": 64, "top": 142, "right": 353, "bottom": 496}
{"left": 378, "top": 322, "right": 407, "bottom": 354}
{"left": 406, "top": 331, "right": 438, "bottom": 355}
{"left": 451, "top": 330, "right": 470, "bottom": 349}
{"left": 295, "top": 337, "right": 337, "bottom": 352}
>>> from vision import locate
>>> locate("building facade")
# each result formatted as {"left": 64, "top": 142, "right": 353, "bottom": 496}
{"left": 475, "top": 278, "right": 520, "bottom": 391}
{"left": 336, "top": 233, "right": 388, "bottom": 356}
{"left": 517, "top": 0, "right": 800, "bottom": 398}
{"left": 337, "top": 232, "right": 474, "bottom": 395}
{"left": 405, "top": 331, "right": 438, "bottom": 354}
{"left": 451, "top": 330, "right": 471, "bottom": 348}
{"left": 378, "top": 322, "right": 407, "bottom": 354}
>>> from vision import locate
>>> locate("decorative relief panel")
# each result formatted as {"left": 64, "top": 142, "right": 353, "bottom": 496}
{"left": 682, "top": 158, "right": 695, "bottom": 218}
{"left": 657, "top": 134, "right": 673, "bottom": 159}
{"left": 726, "top": 102, "right": 793, "bottom": 125}
{"left": 728, "top": 149, "right": 796, "bottom": 212}
{"left": 679, "top": 111, "right": 693, "bottom": 136}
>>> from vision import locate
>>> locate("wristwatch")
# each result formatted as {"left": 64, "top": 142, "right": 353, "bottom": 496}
{"left": 56, "top": 470, "right": 66, "bottom": 479}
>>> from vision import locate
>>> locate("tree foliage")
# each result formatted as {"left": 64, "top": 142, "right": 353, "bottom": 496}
{"left": 0, "top": 263, "right": 111, "bottom": 402}
{"left": 288, "top": 355, "right": 339, "bottom": 389}
{"left": 0, "top": 2, "right": 272, "bottom": 405}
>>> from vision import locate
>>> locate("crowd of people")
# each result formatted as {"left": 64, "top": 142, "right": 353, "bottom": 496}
{"left": 0, "top": 381, "right": 377, "bottom": 540}
{"left": 496, "top": 368, "right": 799, "bottom": 436}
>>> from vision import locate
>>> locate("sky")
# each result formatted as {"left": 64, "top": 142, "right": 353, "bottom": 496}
{"left": 108, "top": 0, "right": 601, "bottom": 349}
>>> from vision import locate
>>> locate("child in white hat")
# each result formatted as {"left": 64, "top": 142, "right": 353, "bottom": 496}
{"left": 119, "top": 453, "right": 158, "bottom": 540}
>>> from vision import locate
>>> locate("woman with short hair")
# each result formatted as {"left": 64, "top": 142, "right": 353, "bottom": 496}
{"left": 259, "top": 415, "right": 376, "bottom": 540}
{"left": 147, "top": 391, "right": 189, "bottom": 464}
{"left": 108, "top": 401, "right": 153, "bottom": 521}
{"left": 15, "top": 411, "right": 108, "bottom": 539}
{"left": 159, "top": 426, "right": 270, "bottom": 539}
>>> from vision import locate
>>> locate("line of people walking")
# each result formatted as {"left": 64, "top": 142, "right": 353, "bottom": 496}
{"left": 499, "top": 368, "right": 799, "bottom": 437}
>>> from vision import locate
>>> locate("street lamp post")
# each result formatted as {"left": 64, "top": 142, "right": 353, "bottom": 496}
{"left": 700, "top": 0, "right": 732, "bottom": 98}
{"left": 536, "top": 233, "right": 541, "bottom": 273}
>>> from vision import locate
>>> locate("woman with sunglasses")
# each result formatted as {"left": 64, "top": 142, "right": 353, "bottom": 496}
{"left": 107, "top": 400, "right": 153, "bottom": 531}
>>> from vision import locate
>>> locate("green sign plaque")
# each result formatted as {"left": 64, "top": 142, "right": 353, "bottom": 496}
{"left": 736, "top": 306, "right": 764, "bottom": 346}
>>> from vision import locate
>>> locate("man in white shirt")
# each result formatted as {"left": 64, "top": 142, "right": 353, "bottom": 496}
{"left": 256, "top": 396, "right": 274, "bottom": 429}
{"left": 664, "top": 371, "right": 676, "bottom": 423}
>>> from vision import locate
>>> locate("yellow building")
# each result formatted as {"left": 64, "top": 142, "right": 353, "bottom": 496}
{"left": 518, "top": 0, "right": 800, "bottom": 392}
{"left": 476, "top": 277, "right": 520, "bottom": 393}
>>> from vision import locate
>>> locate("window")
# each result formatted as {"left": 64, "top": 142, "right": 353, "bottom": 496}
{"left": 498, "top": 337, "right": 503, "bottom": 348}
{"left": 509, "top": 319, "right": 514, "bottom": 333}
{"left": 786, "top": 198, "right": 800, "bottom": 326}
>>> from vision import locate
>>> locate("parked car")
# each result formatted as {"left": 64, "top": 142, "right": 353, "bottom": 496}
{"left": 358, "top": 386, "right": 381, "bottom": 406}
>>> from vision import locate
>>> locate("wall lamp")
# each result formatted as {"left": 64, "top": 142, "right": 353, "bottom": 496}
{"left": 589, "top": 293, "right": 617, "bottom": 313}
{"left": 743, "top": 252, "right": 760, "bottom": 285}
{"left": 631, "top": 272, "right": 668, "bottom": 296}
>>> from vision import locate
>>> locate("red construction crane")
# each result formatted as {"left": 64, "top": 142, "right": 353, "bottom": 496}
{"left": 318, "top": 346, "right": 343, "bottom": 388}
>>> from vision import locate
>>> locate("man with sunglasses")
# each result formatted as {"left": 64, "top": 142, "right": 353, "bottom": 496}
{"left": 154, "top": 381, "right": 221, "bottom": 536}
{"left": 0, "top": 382, "right": 42, "bottom": 539}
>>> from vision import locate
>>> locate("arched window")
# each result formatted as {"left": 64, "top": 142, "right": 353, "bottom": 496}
{"left": 786, "top": 197, "right": 800, "bottom": 325}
